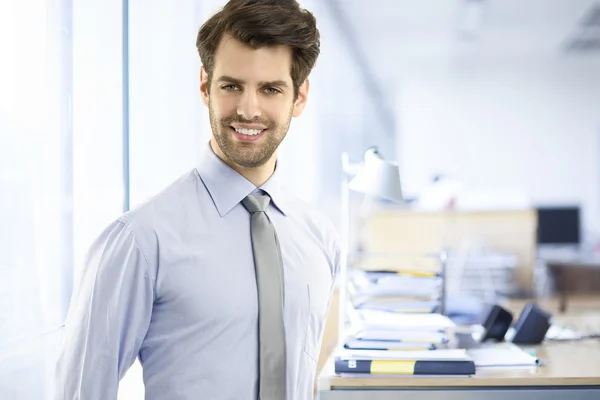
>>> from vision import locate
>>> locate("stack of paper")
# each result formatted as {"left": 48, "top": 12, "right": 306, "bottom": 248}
{"left": 339, "top": 264, "right": 464, "bottom": 376}
{"left": 339, "top": 310, "right": 464, "bottom": 376}
{"left": 351, "top": 270, "right": 442, "bottom": 298}
{"left": 350, "top": 270, "right": 442, "bottom": 313}
{"left": 354, "top": 299, "right": 440, "bottom": 313}
{"left": 345, "top": 330, "right": 451, "bottom": 351}
{"left": 353, "top": 310, "right": 455, "bottom": 332}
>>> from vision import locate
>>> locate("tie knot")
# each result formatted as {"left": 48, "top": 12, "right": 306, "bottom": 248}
{"left": 242, "top": 194, "right": 271, "bottom": 213}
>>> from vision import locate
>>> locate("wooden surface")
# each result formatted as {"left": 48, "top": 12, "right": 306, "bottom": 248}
{"left": 318, "top": 296, "right": 600, "bottom": 389}
{"left": 361, "top": 208, "right": 537, "bottom": 292}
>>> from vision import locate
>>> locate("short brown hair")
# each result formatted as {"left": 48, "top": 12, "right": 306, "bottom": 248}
{"left": 196, "top": 0, "right": 320, "bottom": 99}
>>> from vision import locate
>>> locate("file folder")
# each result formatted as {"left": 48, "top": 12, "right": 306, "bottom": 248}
{"left": 335, "top": 358, "right": 476, "bottom": 375}
{"left": 353, "top": 329, "right": 449, "bottom": 344}
{"left": 355, "top": 300, "right": 439, "bottom": 313}
{"left": 344, "top": 339, "right": 437, "bottom": 351}
{"left": 363, "top": 270, "right": 440, "bottom": 278}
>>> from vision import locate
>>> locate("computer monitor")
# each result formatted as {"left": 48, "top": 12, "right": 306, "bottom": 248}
{"left": 536, "top": 206, "right": 581, "bottom": 245}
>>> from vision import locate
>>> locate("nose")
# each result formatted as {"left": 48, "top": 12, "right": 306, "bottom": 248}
{"left": 237, "top": 91, "right": 262, "bottom": 121}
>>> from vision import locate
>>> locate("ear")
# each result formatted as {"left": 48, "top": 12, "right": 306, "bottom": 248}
{"left": 292, "top": 78, "right": 310, "bottom": 118}
{"left": 200, "top": 66, "right": 210, "bottom": 107}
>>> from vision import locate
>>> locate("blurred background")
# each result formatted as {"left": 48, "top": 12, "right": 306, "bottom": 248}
{"left": 1, "top": 0, "right": 599, "bottom": 398}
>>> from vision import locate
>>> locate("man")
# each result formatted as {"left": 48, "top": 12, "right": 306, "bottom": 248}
{"left": 54, "top": 0, "right": 340, "bottom": 399}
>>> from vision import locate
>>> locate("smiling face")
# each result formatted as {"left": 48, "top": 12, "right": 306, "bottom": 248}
{"left": 200, "top": 34, "right": 309, "bottom": 169}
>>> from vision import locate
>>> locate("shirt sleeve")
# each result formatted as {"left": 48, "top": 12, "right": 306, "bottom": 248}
{"left": 325, "top": 233, "right": 341, "bottom": 317}
{"left": 332, "top": 236, "right": 341, "bottom": 286}
{"left": 54, "top": 219, "right": 155, "bottom": 400}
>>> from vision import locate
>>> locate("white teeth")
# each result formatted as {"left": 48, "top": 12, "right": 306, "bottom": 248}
{"left": 234, "top": 128, "right": 263, "bottom": 136}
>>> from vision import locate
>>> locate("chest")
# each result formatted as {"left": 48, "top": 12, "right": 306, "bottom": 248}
{"left": 152, "top": 208, "right": 333, "bottom": 330}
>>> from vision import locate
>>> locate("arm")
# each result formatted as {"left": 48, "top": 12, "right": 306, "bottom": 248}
{"left": 54, "top": 219, "right": 154, "bottom": 400}
{"left": 331, "top": 235, "right": 341, "bottom": 289}
{"left": 315, "top": 235, "right": 341, "bottom": 388}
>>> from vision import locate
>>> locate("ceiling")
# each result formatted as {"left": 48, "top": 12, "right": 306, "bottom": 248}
{"left": 328, "top": 0, "right": 600, "bottom": 63}
{"left": 315, "top": 0, "right": 600, "bottom": 135}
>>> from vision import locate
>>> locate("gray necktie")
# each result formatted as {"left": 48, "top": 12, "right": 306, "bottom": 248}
{"left": 242, "top": 194, "right": 286, "bottom": 400}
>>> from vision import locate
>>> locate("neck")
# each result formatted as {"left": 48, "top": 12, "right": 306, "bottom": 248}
{"left": 210, "top": 139, "right": 276, "bottom": 187}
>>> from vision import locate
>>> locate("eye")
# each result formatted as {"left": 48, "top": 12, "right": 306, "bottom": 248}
{"left": 222, "top": 84, "right": 239, "bottom": 91}
{"left": 263, "top": 87, "right": 281, "bottom": 95}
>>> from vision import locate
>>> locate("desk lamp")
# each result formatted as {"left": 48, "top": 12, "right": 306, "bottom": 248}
{"left": 338, "top": 146, "right": 404, "bottom": 347}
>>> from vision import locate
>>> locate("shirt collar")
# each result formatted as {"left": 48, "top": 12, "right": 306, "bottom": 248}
{"left": 196, "top": 142, "right": 288, "bottom": 217}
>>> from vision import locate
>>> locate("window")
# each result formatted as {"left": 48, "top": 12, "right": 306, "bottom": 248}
{"left": 0, "top": 0, "right": 73, "bottom": 396}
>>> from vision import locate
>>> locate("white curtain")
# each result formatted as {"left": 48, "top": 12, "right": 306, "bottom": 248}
{"left": 0, "top": 0, "right": 126, "bottom": 397}
{"left": 0, "top": 0, "right": 72, "bottom": 397}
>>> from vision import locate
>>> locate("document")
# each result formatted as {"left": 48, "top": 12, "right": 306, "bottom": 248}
{"left": 352, "top": 272, "right": 442, "bottom": 297}
{"left": 355, "top": 300, "right": 438, "bottom": 313}
{"left": 355, "top": 310, "right": 455, "bottom": 331}
{"left": 353, "top": 329, "right": 449, "bottom": 344}
{"left": 467, "top": 343, "right": 539, "bottom": 368}
{"left": 344, "top": 339, "right": 437, "bottom": 351}
{"left": 337, "top": 348, "right": 470, "bottom": 361}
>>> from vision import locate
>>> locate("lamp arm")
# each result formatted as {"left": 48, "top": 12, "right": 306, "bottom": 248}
{"left": 338, "top": 153, "right": 351, "bottom": 348}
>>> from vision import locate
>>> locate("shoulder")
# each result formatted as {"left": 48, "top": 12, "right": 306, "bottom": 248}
{"left": 107, "top": 169, "right": 201, "bottom": 262}
{"left": 118, "top": 169, "right": 200, "bottom": 230}
{"left": 81, "top": 170, "right": 202, "bottom": 292}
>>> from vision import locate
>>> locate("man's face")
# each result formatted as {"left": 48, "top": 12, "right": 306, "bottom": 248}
{"left": 200, "top": 34, "right": 309, "bottom": 168}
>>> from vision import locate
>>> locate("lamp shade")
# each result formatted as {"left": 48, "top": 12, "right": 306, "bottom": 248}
{"left": 348, "top": 147, "right": 403, "bottom": 203}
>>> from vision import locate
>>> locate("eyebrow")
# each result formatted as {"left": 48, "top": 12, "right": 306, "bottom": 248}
{"left": 216, "top": 75, "right": 289, "bottom": 88}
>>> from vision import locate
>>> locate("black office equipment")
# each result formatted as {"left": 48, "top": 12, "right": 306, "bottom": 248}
{"left": 480, "top": 304, "right": 514, "bottom": 342}
{"left": 536, "top": 206, "right": 581, "bottom": 245}
{"left": 511, "top": 303, "right": 552, "bottom": 345}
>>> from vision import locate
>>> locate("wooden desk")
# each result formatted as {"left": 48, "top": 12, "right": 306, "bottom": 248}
{"left": 317, "top": 297, "right": 600, "bottom": 400}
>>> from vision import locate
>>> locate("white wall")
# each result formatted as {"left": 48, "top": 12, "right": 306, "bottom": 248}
{"left": 128, "top": 0, "right": 206, "bottom": 208}
{"left": 396, "top": 55, "right": 600, "bottom": 236}
{"left": 72, "top": 0, "right": 125, "bottom": 283}
{"left": 1, "top": 0, "right": 124, "bottom": 397}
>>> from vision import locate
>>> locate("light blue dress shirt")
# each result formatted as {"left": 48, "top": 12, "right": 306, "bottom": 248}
{"left": 54, "top": 144, "right": 340, "bottom": 400}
